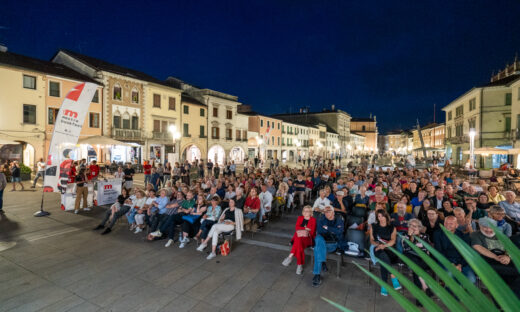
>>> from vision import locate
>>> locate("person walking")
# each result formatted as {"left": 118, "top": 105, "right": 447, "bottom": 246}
{"left": 32, "top": 158, "right": 45, "bottom": 188}
{"left": 0, "top": 164, "right": 6, "bottom": 213}
{"left": 74, "top": 168, "right": 88, "bottom": 214}
{"left": 10, "top": 161, "right": 24, "bottom": 191}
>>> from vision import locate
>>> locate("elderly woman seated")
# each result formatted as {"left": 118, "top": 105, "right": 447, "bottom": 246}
{"left": 197, "top": 198, "right": 243, "bottom": 260}
{"left": 282, "top": 205, "right": 316, "bottom": 275}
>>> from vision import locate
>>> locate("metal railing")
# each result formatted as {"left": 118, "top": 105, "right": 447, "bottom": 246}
{"left": 112, "top": 128, "right": 142, "bottom": 140}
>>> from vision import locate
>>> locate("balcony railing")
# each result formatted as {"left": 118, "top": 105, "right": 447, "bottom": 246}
{"left": 446, "top": 136, "right": 469, "bottom": 144}
{"left": 112, "top": 128, "right": 142, "bottom": 141}
{"left": 152, "top": 131, "right": 172, "bottom": 140}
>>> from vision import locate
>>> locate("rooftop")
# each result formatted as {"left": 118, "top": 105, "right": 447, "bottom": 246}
{"left": 57, "top": 49, "right": 178, "bottom": 89}
{"left": 478, "top": 73, "right": 520, "bottom": 87}
{"left": 351, "top": 117, "right": 376, "bottom": 122}
{"left": 181, "top": 93, "right": 206, "bottom": 106}
{"left": 0, "top": 50, "right": 99, "bottom": 84}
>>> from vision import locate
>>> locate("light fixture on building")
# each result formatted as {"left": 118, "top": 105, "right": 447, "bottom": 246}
{"left": 469, "top": 128, "right": 476, "bottom": 168}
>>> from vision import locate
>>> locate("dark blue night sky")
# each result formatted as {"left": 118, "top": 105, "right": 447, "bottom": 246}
{"left": 2, "top": 0, "right": 520, "bottom": 132}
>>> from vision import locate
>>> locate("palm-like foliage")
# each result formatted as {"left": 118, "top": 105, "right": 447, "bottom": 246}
{"left": 322, "top": 225, "right": 520, "bottom": 311}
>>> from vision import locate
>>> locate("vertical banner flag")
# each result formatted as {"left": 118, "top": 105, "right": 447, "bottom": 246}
{"left": 43, "top": 82, "right": 98, "bottom": 193}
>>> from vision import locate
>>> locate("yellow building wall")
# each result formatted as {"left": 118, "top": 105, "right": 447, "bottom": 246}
{"left": 0, "top": 66, "right": 46, "bottom": 167}
{"left": 144, "top": 84, "right": 182, "bottom": 138}
{"left": 180, "top": 102, "right": 207, "bottom": 162}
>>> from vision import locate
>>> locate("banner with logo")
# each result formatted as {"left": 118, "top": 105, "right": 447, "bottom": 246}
{"left": 43, "top": 82, "right": 98, "bottom": 193}
{"left": 96, "top": 179, "right": 122, "bottom": 205}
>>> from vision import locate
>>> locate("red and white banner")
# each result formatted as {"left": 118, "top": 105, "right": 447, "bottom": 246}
{"left": 43, "top": 82, "right": 97, "bottom": 193}
{"left": 96, "top": 179, "right": 122, "bottom": 205}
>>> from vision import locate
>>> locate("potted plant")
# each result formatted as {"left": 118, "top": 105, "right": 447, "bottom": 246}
{"left": 19, "top": 163, "right": 32, "bottom": 181}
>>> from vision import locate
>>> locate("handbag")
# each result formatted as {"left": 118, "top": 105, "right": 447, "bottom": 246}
{"left": 182, "top": 215, "right": 200, "bottom": 224}
{"left": 220, "top": 240, "right": 230, "bottom": 256}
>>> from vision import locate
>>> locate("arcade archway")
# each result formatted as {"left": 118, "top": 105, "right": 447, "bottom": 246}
{"left": 183, "top": 144, "right": 201, "bottom": 163}
{"left": 229, "top": 146, "right": 245, "bottom": 163}
{"left": 208, "top": 145, "right": 225, "bottom": 165}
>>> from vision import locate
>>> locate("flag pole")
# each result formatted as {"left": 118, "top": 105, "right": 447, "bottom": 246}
{"left": 34, "top": 191, "right": 50, "bottom": 217}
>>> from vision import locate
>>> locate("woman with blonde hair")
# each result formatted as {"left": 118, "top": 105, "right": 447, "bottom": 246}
{"left": 126, "top": 190, "right": 147, "bottom": 231}
{"left": 272, "top": 182, "right": 288, "bottom": 216}
{"left": 282, "top": 205, "right": 317, "bottom": 275}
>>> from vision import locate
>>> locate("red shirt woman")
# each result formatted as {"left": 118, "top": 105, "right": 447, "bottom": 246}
{"left": 282, "top": 206, "right": 317, "bottom": 274}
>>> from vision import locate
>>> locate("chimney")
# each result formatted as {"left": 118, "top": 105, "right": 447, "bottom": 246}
{"left": 300, "top": 108, "right": 302, "bottom": 113}
{"left": 0, "top": 44, "right": 7, "bottom": 53}
{"left": 331, "top": 104, "right": 335, "bottom": 111}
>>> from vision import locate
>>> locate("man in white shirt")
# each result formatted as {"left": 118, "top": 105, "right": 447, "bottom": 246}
{"left": 313, "top": 189, "right": 331, "bottom": 214}
{"left": 259, "top": 184, "right": 273, "bottom": 223}
{"left": 32, "top": 158, "right": 46, "bottom": 188}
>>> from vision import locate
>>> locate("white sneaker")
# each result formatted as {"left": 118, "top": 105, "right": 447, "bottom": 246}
{"left": 134, "top": 227, "right": 142, "bottom": 234}
{"left": 179, "top": 241, "right": 186, "bottom": 248}
{"left": 196, "top": 243, "right": 207, "bottom": 251}
{"left": 165, "top": 239, "right": 174, "bottom": 248}
{"left": 83, "top": 207, "right": 91, "bottom": 211}
{"left": 282, "top": 256, "right": 293, "bottom": 267}
{"left": 296, "top": 265, "right": 303, "bottom": 275}
{"left": 150, "top": 231, "right": 162, "bottom": 237}
{"left": 74, "top": 210, "right": 79, "bottom": 214}
{"left": 206, "top": 252, "right": 216, "bottom": 260}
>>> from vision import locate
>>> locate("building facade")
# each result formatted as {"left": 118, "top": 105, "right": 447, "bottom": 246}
{"left": 0, "top": 50, "right": 102, "bottom": 168}
{"left": 411, "top": 123, "right": 445, "bottom": 158}
{"left": 53, "top": 50, "right": 168, "bottom": 164}
{"left": 273, "top": 107, "right": 351, "bottom": 157}
{"left": 246, "top": 114, "right": 282, "bottom": 161}
{"left": 144, "top": 82, "right": 182, "bottom": 164}
{"left": 179, "top": 94, "right": 207, "bottom": 164}
{"left": 443, "top": 72, "right": 519, "bottom": 168}
{"left": 350, "top": 117, "right": 378, "bottom": 153}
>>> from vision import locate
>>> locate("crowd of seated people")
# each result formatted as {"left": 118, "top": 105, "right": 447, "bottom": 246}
{"left": 91, "top": 157, "right": 520, "bottom": 300}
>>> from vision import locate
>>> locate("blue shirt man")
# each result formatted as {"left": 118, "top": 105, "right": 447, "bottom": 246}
{"left": 312, "top": 206, "right": 347, "bottom": 287}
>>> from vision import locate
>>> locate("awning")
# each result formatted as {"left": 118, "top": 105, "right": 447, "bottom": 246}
{"left": 0, "top": 139, "right": 20, "bottom": 145}
{"left": 77, "top": 136, "right": 134, "bottom": 147}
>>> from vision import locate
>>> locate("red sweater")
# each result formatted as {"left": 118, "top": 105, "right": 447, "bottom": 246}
{"left": 294, "top": 216, "right": 317, "bottom": 239}
{"left": 244, "top": 196, "right": 260, "bottom": 212}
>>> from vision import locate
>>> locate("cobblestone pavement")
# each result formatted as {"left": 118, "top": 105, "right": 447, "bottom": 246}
{"left": 0, "top": 177, "right": 413, "bottom": 312}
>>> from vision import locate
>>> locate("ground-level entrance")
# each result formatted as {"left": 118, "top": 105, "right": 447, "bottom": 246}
{"left": 183, "top": 144, "right": 201, "bottom": 163}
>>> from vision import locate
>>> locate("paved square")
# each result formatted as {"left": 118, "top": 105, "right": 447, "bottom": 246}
{"left": 0, "top": 183, "right": 410, "bottom": 312}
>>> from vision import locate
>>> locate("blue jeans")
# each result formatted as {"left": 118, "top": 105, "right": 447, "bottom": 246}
{"left": 126, "top": 208, "right": 137, "bottom": 224}
{"left": 313, "top": 234, "right": 342, "bottom": 275}
{"left": 144, "top": 174, "right": 151, "bottom": 186}
{"left": 461, "top": 265, "right": 477, "bottom": 284}
{"left": 244, "top": 212, "right": 257, "bottom": 220}
{"left": 33, "top": 171, "right": 44, "bottom": 186}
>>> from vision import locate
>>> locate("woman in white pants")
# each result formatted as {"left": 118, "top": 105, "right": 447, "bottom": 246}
{"left": 197, "top": 199, "right": 243, "bottom": 259}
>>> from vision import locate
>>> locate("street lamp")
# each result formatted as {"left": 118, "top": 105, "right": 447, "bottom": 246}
{"left": 169, "top": 125, "right": 181, "bottom": 163}
{"left": 469, "top": 128, "right": 476, "bottom": 169}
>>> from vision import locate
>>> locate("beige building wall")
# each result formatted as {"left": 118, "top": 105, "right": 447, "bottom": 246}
{"left": 143, "top": 83, "right": 182, "bottom": 163}
{"left": 0, "top": 66, "right": 46, "bottom": 168}
{"left": 443, "top": 84, "right": 513, "bottom": 167}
